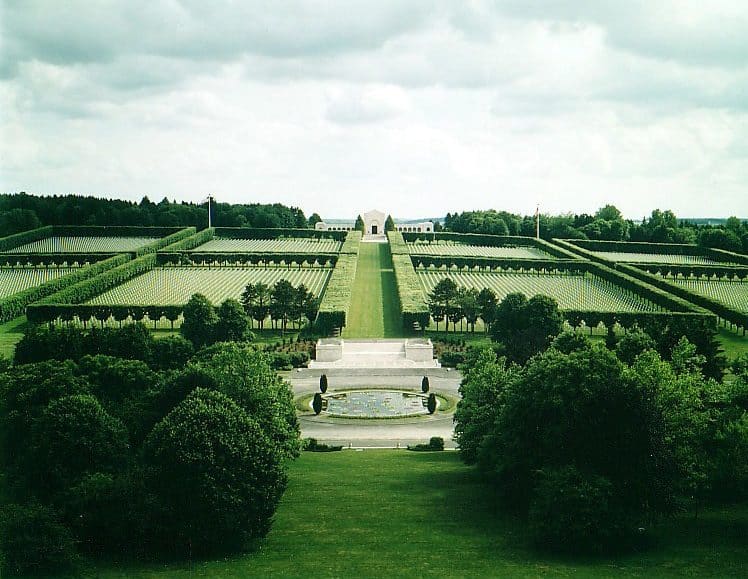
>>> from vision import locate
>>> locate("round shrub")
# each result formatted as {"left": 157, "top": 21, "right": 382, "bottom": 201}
{"left": 320, "top": 374, "right": 328, "bottom": 393}
{"left": 313, "top": 393, "right": 323, "bottom": 415}
{"left": 0, "top": 502, "right": 78, "bottom": 576}
{"left": 427, "top": 393, "right": 437, "bottom": 414}
{"left": 421, "top": 376, "right": 430, "bottom": 393}
{"left": 528, "top": 465, "right": 633, "bottom": 553}
{"left": 429, "top": 436, "right": 444, "bottom": 450}
{"left": 144, "top": 388, "right": 287, "bottom": 555}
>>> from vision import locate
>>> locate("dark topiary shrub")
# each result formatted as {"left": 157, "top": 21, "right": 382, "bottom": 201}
{"left": 421, "top": 376, "right": 430, "bottom": 393}
{"left": 0, "top": 502, "right": 78, "bottom": 576}
{"left": 288, "top": 351, "right": 310, "bottom": 367}
{"left": 320, "top": 374, "right": 328, "bottom": 393}
{"left": 313, "top": 393, "right": 323, "bottom": 415}
{"left": 303, "top": 437, "right": 342, "bottom": 452}
{"left": 427, "top": 393, "right": 437, "bottom": 414}
{"left": 429, "top": 436, "right": 444, "bottom": 450}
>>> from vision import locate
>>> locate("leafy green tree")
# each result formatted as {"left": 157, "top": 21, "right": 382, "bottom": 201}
{"left": 477, "top": 287, "right": 498, "bottom": 332}
{"left": 354, "top": 214, "right": 365, "bottom": 232}
{"left": 385, "top": 214, "right": 396, "bottom": 231}
{"left": 480, "top": 344, "right": 674, "bottom": 535}
{"left": 183, "top": 343, "right": 301, "bottom": 459}
{"left": 428, "top": 277, "right": 458, "bottom": 331}
{"left": 1, "top": 361, "right": 88, "bottom": 486}
{"left": 528, "top": 465, "right": 629, "bottom": 553}
{"left": 615, "top": 325, "right": 657, "bottom": 365}
{"left": 144, "top": 388, "right": 287, "bottom": 555}
{"left": 454, "top": 347, "right": 518, "bottom": 464}
{"left": 551, "top": 330, "right": 593, "bottom": 354}
{"left": 270, "top": 279, "right": 296, "bottom": 334}
{"left": 459, "top": 287, "right": 481, "bottom": 332}
{"left": 181, "top": 293, "right": 218, "bottom": 348}
{"left": 29, "top": 394, "right": 129, "bottom": 498}
{"left": 307, "top": 212, "right": 323, "bottom": 227}
{"left": 216, "top": 298, "right": 249, "bottom": 342}
{"left": 242, "top": 282, "right": 271, "bottom": 329}
{"left": 491, "top": 293, "right": 562, "bottom": 364}
{"left": 0, "top": 501, "right": 78, "bottom": 576}
{"left": 148, "top": 334, "right": 195, "bottom": 370}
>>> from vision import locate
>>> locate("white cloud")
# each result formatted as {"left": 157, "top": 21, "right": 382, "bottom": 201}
{"left": 1, "top": 1, "right": 747, "bottom": 218}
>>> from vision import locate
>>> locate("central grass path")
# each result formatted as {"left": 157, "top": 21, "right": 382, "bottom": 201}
{"left": 95, "top": 451, "right": 748, "bottom": 578}
{"left": 343, "top": 241, "right": 402, "bottom": 338}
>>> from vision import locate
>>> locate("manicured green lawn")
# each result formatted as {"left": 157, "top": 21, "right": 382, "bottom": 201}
{"left": 93, "top": 451, "right": 747, "bottom": 578}
{"left": 717, "top": 327, "right": 748, "bottom": 362}
{"left": 0, "top": 316, "right": 27, "bottom": 359}
{"left": 344, "top": 242, "right": 402, "bottom": 338}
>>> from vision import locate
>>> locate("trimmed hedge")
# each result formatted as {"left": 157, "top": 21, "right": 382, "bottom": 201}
{"left": 159, "top": 227, "right": 215, "bottom": 252}
{"left": 134, "top": 227, "right": 195, "bottom": 256}
{"left": 622, "top": 264, "right": 748, "bottom": 331}
{"left": 0, "top": 226, "right": 53, "bottom": 252}
{"left": 402, "top": 231, "right": 579, "bottom": 260}
{"left": 53, "top": 225, "right": 185, "bottom": 238}
{"left": 340, "top": 231, "right": 363, "bottom": 254}
{"left": 629, "top": 263, "right": 748, "bottom": 281}
{"left": 27, "top": 254, "right": 158, "bottom": 323}
{"left": 315, "top": 232, "right": 360, "bottom": 333}
{"left": 0, "top": 253, "right": 130, "bottom": 323}
{"left": 564, "top": 239, "right": 747, "bottom": 265}
{"left": 389, "top": 231, "right": 430, "bottom": 330}
{"left": 410, "top": 255, "right": 589, "bottom": 273}
{"left": 0, "top": 253, "right": 117, "bottom": 266}
{"left": 159, "top": 252, "right": 337, "bottom": 267}
{"left": 214, "top": 227, "right": 348, "bottom": 241}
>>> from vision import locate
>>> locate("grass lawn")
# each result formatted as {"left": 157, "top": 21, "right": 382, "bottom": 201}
{"left": 344, "top": 242, "right": 403, "bottom": 339}
{"left": 716, "top": 327, "right": 748, "bottom": 362}
{"left": 0, "top": 316, "right": 28, "bottom": 359}
{"left": 93, "top": 451, "right": 747, "bottom": 578}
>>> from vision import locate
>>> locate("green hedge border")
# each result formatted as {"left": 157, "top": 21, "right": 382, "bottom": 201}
{"left": 0, "top": 226, "right": 54, "bottom": 252}
{"left": 315, "top": 231, "right": 361, "bottom": 333}
{"left": 0, "top": 253, "right": 130, "bottom": 323}
{"left": 214, "top": 227, "right": 348, "bottom": 242}
{"left": 389, "top": 231, "right": 430, "bottom": 330}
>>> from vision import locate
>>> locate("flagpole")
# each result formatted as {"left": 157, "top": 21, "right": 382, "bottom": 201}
{"left": 535, "top": 204, "right": 540, "bottom": 239}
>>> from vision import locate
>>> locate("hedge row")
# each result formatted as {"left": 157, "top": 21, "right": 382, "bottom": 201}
{"left": 563, "top": 310, "right": 717, "bottom": 331}
{"left": 552, "top": 238, "right": 741, "bottom": 326}
{"left": 315, "top": 233, "right": 361, "bottom": 333}
{"left": 389, "top": 231, "right": 430, "bottom": 330}
{"left": 157, "top": 252, "right": 338, "bottom": 267}
{"left": 0, "top": 253, "right": 130, "bottom": 323}
{"left": 410, "top": 255, "right": 589, "bottom": 273}
{"left": 25, "top": 303, "right": 185, "bottom": 327}
{"left": 631, "top": 263, "right": 748, "bottom": 281}
{"left": 706, "top": 247, "right": 748, "bottom": 266}
{"left": 402, "top": 231, "right": 578, "bottom": 259}
{"left": 565, "top": 239, "right": 710, "bottom": 256}
{"left": 340, "top": 230, "right": 363, "bottom": 254}
{"left": 133, "top": 227, "right": 195, "bottom": 256}
{"left": 27, "top": 253, "right": 158, "bottom": 323}
{"left": 214, "top": 227, "right": 348, "bottom": 241}
{"left": 0, "top": 253, "right": 117, "bottom": 267}
{"left": 53, "top": 225, "right": 186, "bottom": 238}
{"left": 0, "top": 226, "right": 53, "bottom": 252}
{"left": 554, "top": 239, "right": 713, "bottom": 313}
{"left": 620, "top": 263, "right": 748, "bottom": 331}
{"left": 160, "top": 227, "right": 215, "bottom": 252}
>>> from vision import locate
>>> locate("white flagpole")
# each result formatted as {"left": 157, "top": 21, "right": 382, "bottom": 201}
{"left": 535, "top": 203, "right": 540, "bottom": 239}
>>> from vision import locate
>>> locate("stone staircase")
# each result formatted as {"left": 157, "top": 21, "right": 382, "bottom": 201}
{"left": 308, "top": 338, "right": 440, "bottom": 369}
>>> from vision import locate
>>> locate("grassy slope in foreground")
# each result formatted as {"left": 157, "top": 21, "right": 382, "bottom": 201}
{"left": 343, "top": 242, "right": 402, "bottom": 338}
{"left": 94, "top": 451, "right": 747, "bottom": 578}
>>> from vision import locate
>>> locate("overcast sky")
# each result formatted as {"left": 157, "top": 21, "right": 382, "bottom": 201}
{"left": 1, "top": 1, "right": 747, "bottom": 220}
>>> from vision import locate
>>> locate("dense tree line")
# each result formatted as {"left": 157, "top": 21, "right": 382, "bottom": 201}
{"left": 0, "top": 193, "right": 311, "bottom": 233}
{"left": 453, "top": 295, "right": 748, "bottom": 554}
{"left": 0, "top": 325, "right": 299, "bottom": 575}
{"left": 444, "top": 205, "right": 748, "bottom": 252}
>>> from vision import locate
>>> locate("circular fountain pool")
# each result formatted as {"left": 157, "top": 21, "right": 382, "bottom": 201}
{"left": 317, "top": 389, "right": 434, "bottom": 418}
